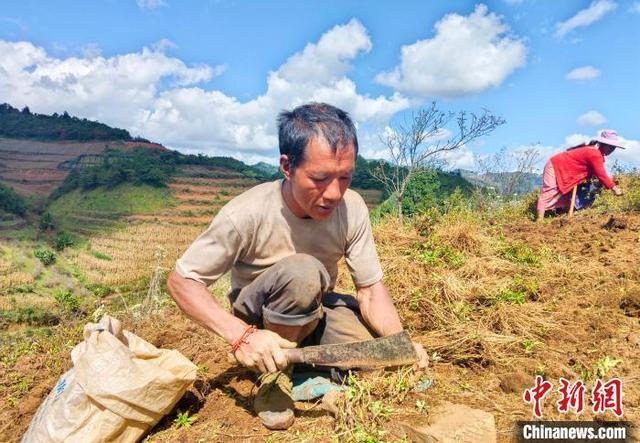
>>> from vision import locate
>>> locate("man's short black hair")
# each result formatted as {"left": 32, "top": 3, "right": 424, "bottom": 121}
{"left": 277, "top": 102, "right": 358, "bottom": 170}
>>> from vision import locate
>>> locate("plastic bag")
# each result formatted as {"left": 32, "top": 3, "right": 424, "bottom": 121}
{"left": 22, "top": 315, "right": 197, "bottom": 442}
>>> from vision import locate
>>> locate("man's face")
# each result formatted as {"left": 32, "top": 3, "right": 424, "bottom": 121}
{"left": 280, "top": 136, "right": 356, "bottom": 220}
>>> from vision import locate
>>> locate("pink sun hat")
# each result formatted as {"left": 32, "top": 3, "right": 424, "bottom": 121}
{"left": 594, "top": 129, "right": 626, "bottom": 149}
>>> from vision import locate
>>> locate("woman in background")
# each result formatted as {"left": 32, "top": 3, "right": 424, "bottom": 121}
{"left": 537, "top": 129, "right": 625, "bottom": 221}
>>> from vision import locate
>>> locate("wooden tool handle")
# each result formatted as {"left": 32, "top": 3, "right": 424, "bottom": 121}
{"left": 569, "top": 185, "right": 577, "bottom": 217}
{"left": 286, "top": 348, "right": 305, "bottom": 364}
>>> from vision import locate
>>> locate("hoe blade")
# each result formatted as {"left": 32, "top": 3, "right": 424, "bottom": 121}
{"left": 286, "top": 331, "right": 418, "bottom": 369}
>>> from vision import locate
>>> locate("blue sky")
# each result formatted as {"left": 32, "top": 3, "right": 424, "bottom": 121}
{"left": 1, "top": 0, "right": 639, "bottom": 169}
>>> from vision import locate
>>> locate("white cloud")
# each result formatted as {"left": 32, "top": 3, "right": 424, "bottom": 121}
{"left": 616, "top": 138, "right": 640, "bottom": 167}
{"left": 0, "top": 19, "right": 410, "bottom": 156}
{"left": 577, "top": 110, "right": 607, "bottom": 126}
{"left": 566, "top": 65, "right": 601, "bottom": 81}
{"left": 137, "top": 0, "right": 167, "bottom": 10}
{"left": 0, "top": 40, "right": 217, "bottom": 131}
{"left": 277, "top": 19, "right": 372, "bottom": 83}
{"left": 630, "top": 2, "right": 640, "bottom": 13}
{"left": 554, "top": 0, "right": 617, "bottom": 38}
{"left": 139, "top": 19, "right": 409, "bottom": 152}
{"left": 375, "top": 4, "right": 527, "bottom": 98}
{"left": 439, "top": 146, "right": 477, "bottom": 170}
{"left": 151, "top": 38, "right": 177, "bottom": 52}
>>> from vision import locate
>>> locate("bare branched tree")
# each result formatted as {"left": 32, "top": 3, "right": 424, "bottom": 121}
{"left": 477, "top": 145, "right": 541, "bottom": 196}
{"left": 371, "top": 102, "right": 505, "bottom": 222}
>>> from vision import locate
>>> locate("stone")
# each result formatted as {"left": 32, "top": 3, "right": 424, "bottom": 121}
{"left": 400, "top": 402, "right": 496, "bottom": 443}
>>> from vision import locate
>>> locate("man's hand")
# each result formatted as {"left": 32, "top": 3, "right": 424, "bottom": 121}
{"left": 612, "top": 186, "right": 623, "bottom": 196}
{"left": 413, "top": 342, "right": 429, "bottom": 370}
{"left": 233, "top": 329, "right": 297, "bottom": 374}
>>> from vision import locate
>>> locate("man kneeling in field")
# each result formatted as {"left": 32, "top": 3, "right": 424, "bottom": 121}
{"left": 168, "top": 102, "right": 427, "bottom": 430}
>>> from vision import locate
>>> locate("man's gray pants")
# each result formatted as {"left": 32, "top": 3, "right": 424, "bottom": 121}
{"left": 228, "top": 253, "right": 376, "bottom": 345}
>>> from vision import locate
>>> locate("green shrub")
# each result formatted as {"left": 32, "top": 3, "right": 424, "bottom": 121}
{"left": 412, "top": 241, "right": 465, "bottom": 268}
{"left": 39, "top": 212, "right": 55, "bottom": 231}
{"left": 0, "top": 182, "right": 28, "bottom": 216}
{"left": 592, "top": 173, "right": 640, "bottom": 213}
{"left": 494, "top": 289, "right": 526, "bottom": 305}
{"left": 501, "top": 242, "right": 540, "bottom": 265}
{"left": 370, "top": 169, "right": 474, "bottom": 222}
{"left": 54, "top": 289, "right": 80, "bottom": 313}
{"left": 88, "top": 284, "right": 113, "bottom": 298}
{"left": 511, "top": 276, "right": 540, "bottom": 301}
{"left": 54, "top": 231, "right": 75, "bottom": 251}
{"left": 413, "top": 207, "right": 442, "bottom": 235}
{"left": 0, "top": 307, "right": 60, "bottom": 328}
{"left": 7, "top": 284, "right": 35, "bottom": 294}
{"left": 34, "top": 248, "right": 56, "bottom": 265}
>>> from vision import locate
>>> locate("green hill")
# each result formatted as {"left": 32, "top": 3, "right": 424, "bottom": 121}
{"left": 0, "top": 103, "right": 134, "bottom": 141}
{"left": 48, "top": 183, "right": 174, "bottom": 235}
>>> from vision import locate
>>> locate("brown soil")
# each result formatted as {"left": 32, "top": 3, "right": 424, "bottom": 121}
{"left": 1, "top": 212, "right": 639, "bottom": 442}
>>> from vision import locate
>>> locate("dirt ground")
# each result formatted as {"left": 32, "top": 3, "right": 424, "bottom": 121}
{"left": 1, "top": 211, "right": 639, "bottom": 442}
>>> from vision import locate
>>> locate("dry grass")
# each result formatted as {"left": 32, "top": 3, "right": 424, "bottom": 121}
{"left": 0, "top": 272, "right": 34, "bottom": 292}
{"left": 370, "top": 207, "right": 630, "bottom": 372}
{"left": 73, "top": 223, "right": 203, "bottom": 287}
{"left": 2, "top": 177, "right": 639, "bottom": 442}
{"left": 0, "top": 248, "right": 36, "bottom": 292}
{"left": 127, "top": 214, "right": 213, "bottom": 225}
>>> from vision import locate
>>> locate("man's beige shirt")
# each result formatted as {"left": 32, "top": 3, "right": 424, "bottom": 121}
{"left": 175, "top": 179, "right": 383, "bottom": 291}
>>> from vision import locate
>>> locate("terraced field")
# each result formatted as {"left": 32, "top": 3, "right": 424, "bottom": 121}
{"left": 129, "top": 173, "right": 259, "bottom": 225}
{"left": 0, "top": 137, "right": 164, "bottom": 196}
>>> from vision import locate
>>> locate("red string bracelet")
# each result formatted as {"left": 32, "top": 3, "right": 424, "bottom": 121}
{"left": 231, "top": 325, "right": 257, "bottom": 353}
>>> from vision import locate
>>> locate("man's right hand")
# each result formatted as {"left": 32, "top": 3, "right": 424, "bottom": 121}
{"left": 612, "top": 186, "right": 623, "bottom": 196}
{"left": 233, "top": 329, "right": 297, "bottom": 373}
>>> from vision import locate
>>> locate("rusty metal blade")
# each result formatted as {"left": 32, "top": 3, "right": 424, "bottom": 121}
{"left": 286, "top": 330, "right": 417, "bottom": 369}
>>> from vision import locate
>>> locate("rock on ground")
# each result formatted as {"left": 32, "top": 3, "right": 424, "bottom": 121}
{"left": 400, "top": 402, "right": 496, "bottom": 443}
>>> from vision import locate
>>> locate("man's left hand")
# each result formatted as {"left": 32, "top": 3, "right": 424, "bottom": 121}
{"left": 412, "top": 341, "right": 429, "bottom": 369}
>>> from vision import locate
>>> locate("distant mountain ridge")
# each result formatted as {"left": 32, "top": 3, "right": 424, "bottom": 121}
{"left": 458, "top": 169, "right": 541, "bottom": 195}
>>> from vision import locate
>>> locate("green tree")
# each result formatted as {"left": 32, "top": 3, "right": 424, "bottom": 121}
{"left": 0, "top": 183, "right": 28, "bottom": 216}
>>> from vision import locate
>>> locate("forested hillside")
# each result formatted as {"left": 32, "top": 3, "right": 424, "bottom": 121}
{"left": 0, "top": 103, "right": 134, "bottom": 141}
